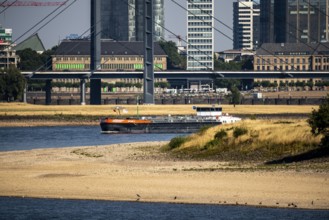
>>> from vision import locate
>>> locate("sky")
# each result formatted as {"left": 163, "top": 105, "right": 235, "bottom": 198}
{"left": 0, "top": 0, "right": 236, "bottom": 51}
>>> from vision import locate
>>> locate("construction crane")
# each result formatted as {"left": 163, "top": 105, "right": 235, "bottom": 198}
{"left": 0, "top": 1, "right": 67, "bottom": 7}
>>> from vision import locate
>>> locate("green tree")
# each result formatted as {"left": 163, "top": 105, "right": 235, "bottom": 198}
{"left": 0, "top": 68, "right": 26, "bottom": 101}
{"left": 231, "top": 86, "right": 241, "bottom": 107}
{"left": 308, "top": 95, "right": 329, "bottom": 147}
{"left": 159, "top": 41, "right": 185, "bottom": 69}
{"left": 17, "top": 48, "right": 43, "bottom": 70}
{"left": 17, "top": 46, "right": 57, "bottom": 71}
{"left": 214, "top": 59, "right": 242, "bottom": 71}
{"left": 155, "top": 81, "right": 170, "bottom": 88}
{"left": 39, "top": 46, "right": 58, "bottom": 70}
{"left": 214, "top": 79, "right": 241, "bottom": 91}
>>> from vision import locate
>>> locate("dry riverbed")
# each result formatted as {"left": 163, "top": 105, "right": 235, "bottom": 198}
{"left": 0, "top": 142, "right": 328, "bottom": 210}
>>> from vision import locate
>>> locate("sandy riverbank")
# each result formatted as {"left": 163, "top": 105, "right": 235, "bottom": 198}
{"left": 0, "top": 142, "right": 328, "bottom": 210}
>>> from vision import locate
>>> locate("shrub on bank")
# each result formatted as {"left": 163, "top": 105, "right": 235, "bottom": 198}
{"left": 167, "top": 136, "right": 189, "bottom": 150}
{"left": 233, "top": 127, "right": 248, "bottom": 138}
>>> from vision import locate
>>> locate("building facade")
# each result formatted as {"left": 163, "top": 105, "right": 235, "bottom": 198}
{"left": 233, "top": 0, "right": 260, "bottom": 50}
{"left": 0, "top": 26, "right": 18, "bottom": 69}
{"left": 254, "top": 42, "right": 329, "bottom": 71}
{"left": 187, "top": 0, "right": 214, "bottom": 71}
{"left": 260, "top": 0, "right": 329, "bottom": 44}
{"left": 52, "top": 40, "right": 167, "bottom": 72}
{"left": 101, "top": 0, "right": 164, "bottom": 42}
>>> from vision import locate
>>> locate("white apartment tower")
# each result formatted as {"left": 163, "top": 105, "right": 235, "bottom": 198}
{"left": 187, "top": 0, "right": 214, "bottom": 71}
{"left": 233, "top": 0, "right": 260, "bottom": 50}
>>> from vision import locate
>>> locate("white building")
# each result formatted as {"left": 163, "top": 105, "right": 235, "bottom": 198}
{"left": 233, "top": 0, "right": 260, "bottom": 50}
{"left": 187, "top": 0, "right": 214, "bottom": 71}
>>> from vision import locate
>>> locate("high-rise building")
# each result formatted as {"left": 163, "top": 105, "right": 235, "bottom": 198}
{"left": 101, "top": 0, "right": 135, "bottom": 41}
{"left": 233, "top": 0, "right": 260, "bottom": 50}
{"left": 260, "top": 0, "right": 329, "bottom": 44}
{"left": 259, "top": 0, "right": 275, "bottom": 44}
{"left": 101, "top": 0, "right": 164, "bottom": 42}
{"left": 187, "top": 0, "right": 214, "bottom": 71}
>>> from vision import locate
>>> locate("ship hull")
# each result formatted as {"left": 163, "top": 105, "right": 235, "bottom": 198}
{"left": 100, "top": 121, "right": 221, "bottom": 134}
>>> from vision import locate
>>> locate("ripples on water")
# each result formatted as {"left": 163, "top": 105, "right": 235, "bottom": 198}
{"left": 0, "top": 126, "right": 182, "bottom": 151}
{"left": 1, "top": 197, "right": 329, "bottom": 220}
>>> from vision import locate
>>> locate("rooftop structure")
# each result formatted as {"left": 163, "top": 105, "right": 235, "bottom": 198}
{"left": 14, "top": 33, "right": 45, "bottom": 54}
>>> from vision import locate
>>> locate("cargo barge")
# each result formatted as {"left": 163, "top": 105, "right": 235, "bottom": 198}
{"left": 100, "top": 106, "right": 241, "bottom": 134}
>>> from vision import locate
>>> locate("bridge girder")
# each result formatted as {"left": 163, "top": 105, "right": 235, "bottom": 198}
{"left": 20, "top": 71, "right": 329, "bottom": 80}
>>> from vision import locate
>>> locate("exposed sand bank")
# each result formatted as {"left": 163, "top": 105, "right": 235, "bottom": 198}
{"left": 0, "top": 142, "right": 328, "bottom": 209}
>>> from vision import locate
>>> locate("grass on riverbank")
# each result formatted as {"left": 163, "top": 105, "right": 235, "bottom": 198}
{"left": 0, "top": 103, "right": 318, "bottom": 117}
{"left": 163, "top": 119, "right": 328, "bottom": 165}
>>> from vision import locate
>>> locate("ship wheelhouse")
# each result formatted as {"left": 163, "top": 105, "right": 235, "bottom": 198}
{"left": 193, "top": 106, "right": 223, "bottom": 117}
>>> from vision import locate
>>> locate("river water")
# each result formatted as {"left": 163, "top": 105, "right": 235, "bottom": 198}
{"left": 0, "top": 126, "right": 181, "bottom": 151}
{"left": 0, "top": 126, "right": 329, "bottom": 219}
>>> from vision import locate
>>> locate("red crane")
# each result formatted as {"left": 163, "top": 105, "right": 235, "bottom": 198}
{"left": 0, "top": 1, "right": 67, "bottom": 7}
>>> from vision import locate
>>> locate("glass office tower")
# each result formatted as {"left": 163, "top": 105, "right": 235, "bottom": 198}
{"left": 260, "top": 0, "right": 329, "bottom": 44}
{"left": 187, "top": 0, "right": 214, "bottom": 71}
{"left": 101, "top": 0, "right": 164, "bottom": 42}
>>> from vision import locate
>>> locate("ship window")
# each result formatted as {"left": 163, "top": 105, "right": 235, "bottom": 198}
{"left": 196, "top": 107, "right": 222, "bottom": 112}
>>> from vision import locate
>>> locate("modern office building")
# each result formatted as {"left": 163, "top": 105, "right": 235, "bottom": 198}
{"left": 187, "top": 0, "right": 214, "bottom": 71}
{"left": 233, "top": 0, "right": 260, "bottom": 50}
{"left": 101, "top": 0, "right": 164, "bottom": 42}
{"left": 260, "top": 0, "right": 329, "bottom": 44}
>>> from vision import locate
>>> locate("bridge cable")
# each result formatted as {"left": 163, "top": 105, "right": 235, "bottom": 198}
{"left": 0, "top": 0, "right": 17, "bottom": 15}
